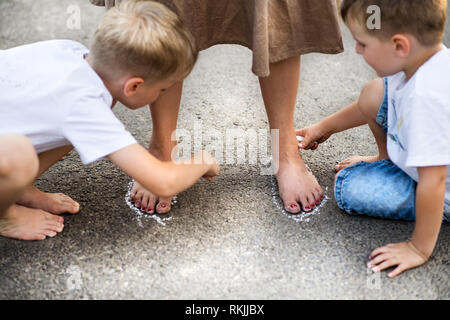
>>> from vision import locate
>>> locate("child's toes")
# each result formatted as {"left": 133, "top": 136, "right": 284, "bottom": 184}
{"left": 44, "top": 230, "right": 57, "bottom": 238}
{"left": 64, "top": 198, "right": 80, "bottom": 214}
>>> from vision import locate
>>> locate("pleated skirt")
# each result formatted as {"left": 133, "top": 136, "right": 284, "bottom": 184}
{"left": 90, "top": 0, "right": 344, "bottom": 76}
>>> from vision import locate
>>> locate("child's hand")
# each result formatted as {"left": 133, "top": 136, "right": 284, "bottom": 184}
{"left": 201, "top": 151, "right": 220, "bottom": 181}
{"left": 295, "top": 122, "right": 331, "bottom": 150}
{"left": 368, "top": 241, "right": 429, "bottom": 278}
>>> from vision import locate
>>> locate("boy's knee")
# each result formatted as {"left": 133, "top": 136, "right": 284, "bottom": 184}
{"left": 0, "top": 134, "right": 39, "bottom": 186}
{"left": 358, "top": 78, "right": 385, "bottom": 118}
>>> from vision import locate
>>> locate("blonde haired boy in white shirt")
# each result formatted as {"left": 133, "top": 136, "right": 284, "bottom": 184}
{"left": 0, "top": 1, "right": 219, "bottom": 241}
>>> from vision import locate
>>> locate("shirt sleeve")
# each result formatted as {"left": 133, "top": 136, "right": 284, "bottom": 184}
{"left": 62, "top": 96, "right": 137, "bottom": 165}
{"left": 404, "top": 93, "right": 450, "bottom": 168}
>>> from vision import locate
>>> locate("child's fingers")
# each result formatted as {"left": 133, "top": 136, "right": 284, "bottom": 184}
{"left": 388, "top": 264, "right": 408, "bottom": 278}
{"left": 299, "top": 141, "right": 318, "bottom": 150}
{"left": 297, "top": 135, "right": 320, "bottom": 150}
{"left": 294, "top": 128, "right": 306, "bottom": 136}
{"left": 369, "top": 245, "right": 389, "bottom": 259}
{"left": 368, "top": 253, "right": 390, "bottom": 267}
{"left": 298, "top": 139, "right": 311, "bottom": 150}
{"left": 371, "top": 259, "right": 398, "bottom": 273}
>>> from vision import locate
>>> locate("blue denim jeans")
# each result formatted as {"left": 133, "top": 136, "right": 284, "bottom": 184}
{"left": 334, "top": 78, "right": 450, "bottom": 222}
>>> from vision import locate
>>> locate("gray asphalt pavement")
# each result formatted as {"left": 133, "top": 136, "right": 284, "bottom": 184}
{"left": 0, "top": 0, "right": 448, "bottom": 299}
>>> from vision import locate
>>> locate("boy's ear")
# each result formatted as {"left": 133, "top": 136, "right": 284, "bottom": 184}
{"left": 123, "top": 77, "right": 145, "bottom": 97}
{"left": 391, "top": 34, "right": 411, "bottom": 58}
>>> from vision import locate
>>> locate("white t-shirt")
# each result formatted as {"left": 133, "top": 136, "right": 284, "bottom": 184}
{"left": 386, "top": 46, "right": 450, "bottom": 212}
{"left": 0, "top": 40, "right": 136, "bottom": 164}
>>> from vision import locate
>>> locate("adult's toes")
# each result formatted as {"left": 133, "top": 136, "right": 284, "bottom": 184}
{"left": 156, "top": 202, "right": 171, "bottom": 214}
{"left": 145, "top": 196, "right": 157, "bottom": 214}
{"left": 130, "top": 190, "right": 137, "bottom": 202}
{"left": 156, "top": 198, "right": 171, "bottom": 214}
{"left": 139, "top": 194, "right": 151, "bottom": 212}
{"left": 133, "top": 192, "right": 144, "bottom": 207}
{"left": 308, "top": 197, "right": 317, "bottom": 209}
{"left": 284, "top": 202, "right": 301, "bottom": 214}
{"left": 282, "top": 194, "right": 301, "bottom": 214}
{"left": 313, "top": 189, "right": 323, "bottom": 205}
{"left": 311, "top": 190, "right": 323, "bottom": 207}
{"left": 298, "top": 196, "right": 313, "bottom": 212}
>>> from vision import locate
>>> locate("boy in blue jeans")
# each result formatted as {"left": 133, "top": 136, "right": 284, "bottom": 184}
{"left": 297, "top": 0, "right": 449, "bottom": 278}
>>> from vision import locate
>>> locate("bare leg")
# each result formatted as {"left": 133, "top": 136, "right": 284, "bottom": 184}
{"left": 16, "top": 145, "right": 80, "bottom": 215}
{"left": 0, "top": 134, "right": 64, "bottom": 240}
{"left": 334, "top": 78, "right": 388, "bottom": 172}
{"left": 130, "top": 81, "right": 183, "bottom": 214}
{"left": 259, "top": 56, "right": 323, "bottom": 213}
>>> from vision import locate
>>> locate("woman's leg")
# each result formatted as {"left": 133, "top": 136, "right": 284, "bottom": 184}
{"left": 0, "top": 134, "right": 64, "bottom": 240}
{"left": 259, "top": 56, "right": 323, "bottom": 213}
{"left": 130, "top": 80, "right": 184, "bottom": 214}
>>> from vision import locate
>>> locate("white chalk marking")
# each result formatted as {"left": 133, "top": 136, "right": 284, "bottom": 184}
{"left": 124, "top": 180, "right": 175, "bottom": 227}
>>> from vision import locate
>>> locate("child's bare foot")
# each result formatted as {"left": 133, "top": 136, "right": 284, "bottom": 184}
{"left": 276, "top": 154, "right": 324, "bottom": 214}
{"left": 16, "top": 186, "right": 80, "bottom": 215}
{"left": 0, "top": 204, "right": 64, "bottom": 240}
{"left": 130, "top": 181, "right": 172, "bottom": 214}
{"left": 334, "top": 155, "right": 385, "bottom": 172}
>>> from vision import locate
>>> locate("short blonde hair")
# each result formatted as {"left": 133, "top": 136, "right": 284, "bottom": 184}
{"left": 90, "top": 0, "right": 198, "bottom": 83}
{"left": 341, "top": 0, "right": 447, "bottom": 46}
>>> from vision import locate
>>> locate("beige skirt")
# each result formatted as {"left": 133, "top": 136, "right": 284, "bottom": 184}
{"left": 90, "top": 0, "right": 344, "bottom": 77}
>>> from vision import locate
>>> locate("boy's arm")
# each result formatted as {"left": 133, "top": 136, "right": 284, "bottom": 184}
{"left": 296, "top": 100, "right": 367, "bottom": 149}
{"left": 298, "top": 77, "right": 385, "bottom": 149}
{"left": 107, "top": 143, "right": 219, "bottom": 198}
{"left": 368, "top": 166, "right": 446, "bottom": 278}
{"left": 411, "top": 166, "right": 446, "bottom": 257}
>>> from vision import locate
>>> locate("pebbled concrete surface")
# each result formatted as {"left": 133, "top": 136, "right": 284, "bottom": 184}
{"left": 0, "top": 0, "right": 448, "bottom": 300}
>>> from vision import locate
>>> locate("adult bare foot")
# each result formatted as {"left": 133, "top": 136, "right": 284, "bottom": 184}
{"left": 334, "top": 155, "right": 385, "bottom": 172}
{"left": 16, "top": 186, "right": 80, "bottom": 215}
{"left": 276, "top": 154, "right": 324, "bottom": 214}
{"left": 0, "top": 204, "right": 64, "bottom": 240}
{"left": 130, "top": 180, "right": 172, "bottom": 214}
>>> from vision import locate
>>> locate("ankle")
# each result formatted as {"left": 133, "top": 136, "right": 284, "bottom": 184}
{"left": 0, "top": 204, "right": 16, "bottom": 220}
{"left": 276, "top": 147, "right": 303, "bottom": 161}
{"left": 149, "top": 141, "right": 177, "bottom": 160}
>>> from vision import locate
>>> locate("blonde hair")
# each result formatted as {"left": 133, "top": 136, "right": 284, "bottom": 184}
{"left": 90, "top": 0, "right": 198, "bottom": 83}
{"left": 341, "top": 0, "right": 447, "bottom": 46}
